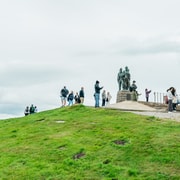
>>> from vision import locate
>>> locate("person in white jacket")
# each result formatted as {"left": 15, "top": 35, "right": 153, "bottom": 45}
{"left": 172, "top": 88, "right": 178, "bottom": 111}
{"left": 106, "top": 92, "right": 112, "bottom": 106}
{"left": 167, "top": 87, "right": 173, "bottom": 113}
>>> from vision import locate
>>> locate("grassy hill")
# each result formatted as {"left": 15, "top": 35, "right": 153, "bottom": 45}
{"left": 0, "top": 105, "right": 179, "bottom": 179}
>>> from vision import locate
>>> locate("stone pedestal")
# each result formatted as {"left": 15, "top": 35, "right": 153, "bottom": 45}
{"left": 116, "top": 90, "right": 136, "bottom": 103}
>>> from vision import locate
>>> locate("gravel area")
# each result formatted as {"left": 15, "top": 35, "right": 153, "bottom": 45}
{"left": 130, "top": 111, "right": 180, "bottom": 122}
{"left": 107, "top": 101, "right": 180, "bottom": 122}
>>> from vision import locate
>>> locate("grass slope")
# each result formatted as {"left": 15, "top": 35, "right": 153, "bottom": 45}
{"left": 0, "top": 105, "right": 179, "bottom": 179}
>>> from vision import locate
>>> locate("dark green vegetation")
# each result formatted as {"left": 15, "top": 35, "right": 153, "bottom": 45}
{"left": 0, "top": 105, "right": 180, "bottom": 179}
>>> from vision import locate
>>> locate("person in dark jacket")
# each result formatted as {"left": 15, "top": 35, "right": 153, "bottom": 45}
{"left": 94, "top": 80, "right": 103, "bottom": 107}
{"left": 24, "top": 106, "right": 29, "bottom": 116}
{"left": 74, "top": 92, "right": 81, "bottom": 104}
{"left": 29, "top": 104, "right": 35, "bottom": 114}
{"left": 60, "top": 86, "right": 69, "bottom": 107}
{"left": 79, "top": 87, "right": 85, "bottom": 104}
{"left": 67, "top": 91, "right": 74, "bottom": 106}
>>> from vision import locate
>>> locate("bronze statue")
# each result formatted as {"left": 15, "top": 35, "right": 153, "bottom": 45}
{"left": 122, "top": 66, "right": 130, "bottom": 90}
{"left": 117, "top": 68, "right": 124, "bottom": 90}
{"left": 117, "top": 66, "right": 131, "bottom": 91}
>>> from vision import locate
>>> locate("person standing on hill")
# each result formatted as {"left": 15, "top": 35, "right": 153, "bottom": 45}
{"left": 29, "top": 104, "right": 35, "bottom": 114}
{"left": 60, "top": 86, "right": 69, "bottom": 107}
{"left": 145, "top": 88, "right": 151, "bottom": 102}
{"left": 101, "top": 90, "right": 106, "bottom": 106}
{"left": 167, "top": 87, "right": 173, "bottom": 113}
{"left": 74, "top": 92, "right": 81, "bottom": 104}
{"left": 67, "top": 91, "right": 74, "bottom": 106}
{"left": 24, "top": 106, "right": 29, "bottom": 116}
{"left": 94, "top": 80, "right": 103, "bottom": 108}
{"left": 172, "top": 87, "right": 178, "bottom": 111}
{"left": 79, "top": 87, "right": 85, "bottom": 104}
{"left": 106, "top": 92, "right": 112, "bottom": 106}
{"left": 34, "top": 106, "right": 38, "bottom": 113}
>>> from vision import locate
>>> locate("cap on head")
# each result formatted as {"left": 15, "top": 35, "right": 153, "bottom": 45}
{"left": 96, "top": 80, "right": 99, "bottom": 83}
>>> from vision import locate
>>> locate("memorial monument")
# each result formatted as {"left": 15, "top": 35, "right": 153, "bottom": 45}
{"left": 116, "top": 66, "right": 137, "bottom": 102}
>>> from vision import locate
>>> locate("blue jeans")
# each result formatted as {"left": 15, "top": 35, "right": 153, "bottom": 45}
{"left": 68, "top": 100, "right": 73, "bottom": 106}
{"left": 94, "top": 93, "right": 100, "bottom": 107}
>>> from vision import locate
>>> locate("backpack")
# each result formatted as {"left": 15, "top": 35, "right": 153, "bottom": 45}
{"left": 68, "top": 93, "right": 74, "bottom": 101}
{"left": 30, "top": 106, "right": 35, "bottom": 113}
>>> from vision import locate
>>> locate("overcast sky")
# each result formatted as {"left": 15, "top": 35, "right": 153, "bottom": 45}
{"left": 1, "top": 0, "right": 180, "bottom": 119}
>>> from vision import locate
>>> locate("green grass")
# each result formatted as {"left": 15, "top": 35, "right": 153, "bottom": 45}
{"left": 0, "top": 105, "right": 179, "bottom": 179}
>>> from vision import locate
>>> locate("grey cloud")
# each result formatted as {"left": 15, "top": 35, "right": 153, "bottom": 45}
{"left": 108, "top": 37, "right": 180, "bottom": 56}
{"left": 73, "top": 37, "right": 180, "bottom": 58}
{"left": 0, "top": 63, "right": 71, "bottom": 87}
{"left": 0, "top": 103, "right": 23, "bottom": 116}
